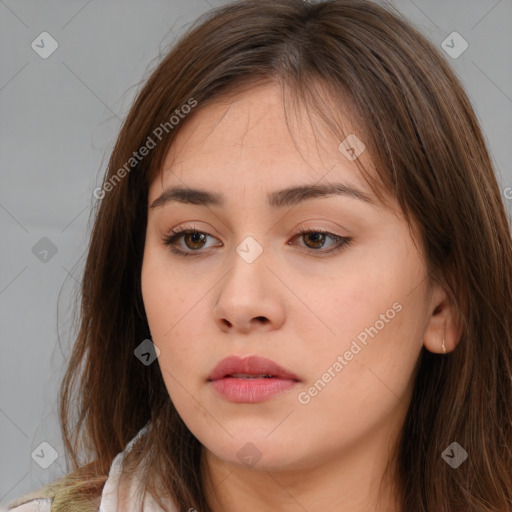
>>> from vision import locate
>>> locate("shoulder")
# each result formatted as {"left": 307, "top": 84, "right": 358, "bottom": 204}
{"left": 7, "top": 422, "right": 157, "bottom": 512}
{"left": 5, "top": 476, "right": 99, "bottom": 512}
{"left": 5, "top": 500, "right": 52, "bottom": 512}
{"left": 5, "top": 484, "right": 55, "bottom": 511}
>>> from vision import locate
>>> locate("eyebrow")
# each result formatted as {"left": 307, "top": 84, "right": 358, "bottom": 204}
{"left": 150, "top": 182, "right": 375, "bottom": 210}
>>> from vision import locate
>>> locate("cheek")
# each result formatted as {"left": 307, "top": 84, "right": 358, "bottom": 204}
{"left": 298, "top": 248, "right": 427, "bottom": 406}
{"left": 141, "top": 247, "right": 209, "bottom": 381}
{"left": 141, "top": 243, "right": 193, "bottom": 337}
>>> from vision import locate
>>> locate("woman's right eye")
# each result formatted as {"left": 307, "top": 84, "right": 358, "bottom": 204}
{"left": 163, "top": 228, "right": 221, "bottom": 257}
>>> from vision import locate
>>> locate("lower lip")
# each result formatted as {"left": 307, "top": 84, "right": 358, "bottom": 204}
{"left": 209, "top": 377, "right": 298, "bottom": 403}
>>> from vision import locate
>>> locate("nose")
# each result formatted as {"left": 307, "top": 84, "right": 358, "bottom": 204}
{"left": 212, "top": 245, "right": 286, "bottom": 334}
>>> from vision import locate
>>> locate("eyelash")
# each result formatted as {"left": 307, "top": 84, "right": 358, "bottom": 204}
{"left": 162, "top": 226, "right": 352, "bottom": 257}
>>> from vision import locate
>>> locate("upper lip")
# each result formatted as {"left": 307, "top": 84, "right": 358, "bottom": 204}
{"left": 208, "top": 355, "right": 300, "bottom": 381}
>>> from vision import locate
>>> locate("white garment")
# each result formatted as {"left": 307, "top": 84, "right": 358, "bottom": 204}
{"left": 5, "top": 424, "right": 177, "bottom": 512}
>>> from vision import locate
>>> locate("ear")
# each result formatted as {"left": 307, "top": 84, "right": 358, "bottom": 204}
{"left": 423, "top": 283, "right": 462, "bottom": 354}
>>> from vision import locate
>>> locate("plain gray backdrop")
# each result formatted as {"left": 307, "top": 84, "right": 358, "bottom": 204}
{"left": 1, "top": 0, "right": 511, "bottom": 506}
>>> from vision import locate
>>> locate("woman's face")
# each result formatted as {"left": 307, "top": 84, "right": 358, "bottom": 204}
{"left": 141, "top": 82, "right": 436, "bottom": 479}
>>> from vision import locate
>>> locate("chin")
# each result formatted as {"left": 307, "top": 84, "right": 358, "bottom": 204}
{"left": 202, "top": 434, "right": 314, "bottom": 472}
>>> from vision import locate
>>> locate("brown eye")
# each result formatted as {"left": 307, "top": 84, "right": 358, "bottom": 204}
{"left": 302, "top": 232, "right": 327, "bottom": 249}
{"left": 293, "top": 228, "right": 352, "bottom": 255}
{"left": 163, "top": 228, "right": 221, "bottom": 256}
{"left": 182, "top": 232, "right": 208, "bottom": 250}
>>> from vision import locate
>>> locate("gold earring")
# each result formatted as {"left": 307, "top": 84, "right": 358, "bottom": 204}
{"left": 442, "top": 338, "right": 446, "bottom": 354}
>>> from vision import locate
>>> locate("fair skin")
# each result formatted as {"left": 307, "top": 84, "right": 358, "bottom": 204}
{"left": 141, "top": 82, "right": 460, "bottom": 512}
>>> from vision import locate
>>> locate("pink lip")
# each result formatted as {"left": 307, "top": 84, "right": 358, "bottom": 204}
{"left": 208, "top": 355, "right": 300, "bottom": 381}
{"left": 208, "top": 355, "right": 300, "bottom": 403}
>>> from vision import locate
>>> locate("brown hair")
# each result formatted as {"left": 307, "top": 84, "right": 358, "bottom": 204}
{"left": 24, "top": 0, "right": 512, "bottom": 511}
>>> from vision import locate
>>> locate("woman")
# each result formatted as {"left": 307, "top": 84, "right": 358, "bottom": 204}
{"left": 8, "top": 0, "right": 512, "bottom": 511}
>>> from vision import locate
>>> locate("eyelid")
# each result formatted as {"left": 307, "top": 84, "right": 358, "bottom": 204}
{"left": 166, "top": 222, "right": 219, "bottom": 238}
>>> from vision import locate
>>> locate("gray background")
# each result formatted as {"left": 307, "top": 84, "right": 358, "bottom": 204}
{"left": 1, "top": 0, "right": 511, "bottom": 506}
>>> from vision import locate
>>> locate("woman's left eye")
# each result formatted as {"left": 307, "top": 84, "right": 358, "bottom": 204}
{"left": 162, "top": 227, "right": 352, "bottom": 257}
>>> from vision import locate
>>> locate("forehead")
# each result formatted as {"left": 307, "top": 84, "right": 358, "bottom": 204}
{"left": 150, "top": 82, "right": 376, "bottom": 201}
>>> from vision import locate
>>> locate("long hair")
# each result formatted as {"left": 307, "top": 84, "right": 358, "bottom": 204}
{"left": 29, "top": 1, "right": 512, "bottom": 511}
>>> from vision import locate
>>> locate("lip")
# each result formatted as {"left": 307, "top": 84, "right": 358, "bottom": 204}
{"left": 208, "top": 355, "right": 300, "bottom": 403}
{"left": 208, "top": 355, "right": 300, "bottom": 381}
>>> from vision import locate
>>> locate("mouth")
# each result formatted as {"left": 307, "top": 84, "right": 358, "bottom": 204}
{"left": 225, "top": 374, "right": 275, "bottom": 379}
{"left": 209, "top": 376, "right": 299, "bottom": 403}
{"left": 207, "top": 355, "right": 300, "bottom": 382}
{"left": 207, "top": 355, "right": 300, "bottom": 403}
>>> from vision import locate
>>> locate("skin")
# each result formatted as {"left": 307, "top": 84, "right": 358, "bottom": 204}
{"left": 141, "top": 82, "right": 460, "bottom": 512}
